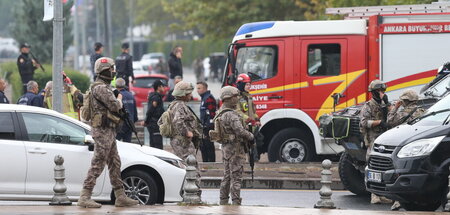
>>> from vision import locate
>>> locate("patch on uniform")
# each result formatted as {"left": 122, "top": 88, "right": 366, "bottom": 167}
{"left": 243, "top": 103, "right": 249, "bottom": 112}
{"left": 19, "top": 58, "right": 24, "bottom": 63}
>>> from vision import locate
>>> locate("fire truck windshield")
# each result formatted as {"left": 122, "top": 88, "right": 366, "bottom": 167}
{"left": 234, "top": 46, "right": 277, "bottom": 82}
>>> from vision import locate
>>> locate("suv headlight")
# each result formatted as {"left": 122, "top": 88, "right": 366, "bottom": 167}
{"left": 156, "top": 156, "right": 186, "bottom": 169}
{"left": 397, "top": 136, "right": 445, "bottom": 158}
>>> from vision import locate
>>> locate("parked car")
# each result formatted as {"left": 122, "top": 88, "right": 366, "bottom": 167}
{"left": 140, "top": 52, "right": 165, "bottom": 73}
{"left": 130, "top": 74, "right": 170, "bottom": 107}
{"left": 365, "top": 93, "right": 450, "bottom": 211}
{"left": 133, "top": 61, "right": 147, "bottom": 76}
{"left": 0, "top": 104, "right": 185, "bottom": 205}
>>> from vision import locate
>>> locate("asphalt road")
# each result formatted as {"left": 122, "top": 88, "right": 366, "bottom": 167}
{"left": 201, "top": 189, "right": 392, "bottom": 211}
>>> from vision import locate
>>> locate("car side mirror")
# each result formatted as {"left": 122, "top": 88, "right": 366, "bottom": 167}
{"left": 84, "top": 135, "right": 95, "bottom": 151}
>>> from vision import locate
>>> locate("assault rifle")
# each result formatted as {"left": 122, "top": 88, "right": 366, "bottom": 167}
{"left": 187, "top": 106, "right": 204, "bottom": 152}
{"left": 29, "top": 51, "right": 45, "bottom": 72}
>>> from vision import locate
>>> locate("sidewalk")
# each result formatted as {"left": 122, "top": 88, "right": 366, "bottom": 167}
{"left": 0, "top": 205, "right": 434, "bottom": 215}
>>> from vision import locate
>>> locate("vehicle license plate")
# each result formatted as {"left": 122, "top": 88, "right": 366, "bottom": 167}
{"left": 367, "top": 171, "right": 382, "bottom": 183}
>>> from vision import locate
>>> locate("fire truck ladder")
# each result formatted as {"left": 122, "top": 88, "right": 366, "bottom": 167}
{"left": 326, "top": 1, "right": 450, "bottom": 19}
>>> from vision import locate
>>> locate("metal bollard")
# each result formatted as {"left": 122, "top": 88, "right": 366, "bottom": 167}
{"left": 182, "top": 154, "right": 202, "bottom": 204}
{"left": 444, "top": 166, "right": 450, "bottom": 211}
{"left": 49, "top": 155, "right": 72, "bottom": 205}
{"left": 314, "top": 159, "right": 336, "bottom": 209}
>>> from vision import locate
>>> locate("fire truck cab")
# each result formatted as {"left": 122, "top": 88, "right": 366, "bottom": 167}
{"left": 223, "top": 4, "right": 450, "bottom": 163}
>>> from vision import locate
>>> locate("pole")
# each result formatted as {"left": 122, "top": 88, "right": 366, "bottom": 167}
{"left": 52, "top": 0, "right": 64, "bottom": 113}
{"left": 80, "top": 0, "right": 87, "bottom": 74}
{"left": 106, "top": 0, "right": 113, "bottom": 57}
{"left": 96, "top": 0, "right": 101, "bottom": 42}
{"left": 103, "top": 0, "right": 109, "bottom": 57}
{"left": 73, "top": 0, "right": 79, "bottom": 71}
{"left": 129, "top": 0, "right": 134, "bottom": 56}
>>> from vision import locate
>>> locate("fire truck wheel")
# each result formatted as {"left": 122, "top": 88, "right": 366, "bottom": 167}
{"left": 268, "top": 128, "right": 313, "bottom": 163}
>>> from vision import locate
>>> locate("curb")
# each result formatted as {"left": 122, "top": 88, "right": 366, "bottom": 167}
{"left": 201, "top": 177, "right": 344, "bottom": 190}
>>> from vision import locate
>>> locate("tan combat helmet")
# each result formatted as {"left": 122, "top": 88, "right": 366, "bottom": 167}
{"left": 368, "top": 79, "right": 387, "bottom": 92}
{"left": 94, "top": 57, "right": 115, "bottom": 74}
{"left": 172, "top": 81, "right": 194, "bottom": 97}
{"left": 399, "top": 89, "right": 419, "bottom": 101}
{"left": 220, "top": 86, "right": 240, "bottom": 100}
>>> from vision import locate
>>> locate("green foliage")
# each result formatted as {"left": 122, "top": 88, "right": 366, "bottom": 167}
{"left": 0, "top": 62, "right": 90, "bottom": 102}
{"left": 148, "top": 38, "right": 230, "bottom": 65}
{"left": 11, "top": 0, "right": 73, "bottom": 64}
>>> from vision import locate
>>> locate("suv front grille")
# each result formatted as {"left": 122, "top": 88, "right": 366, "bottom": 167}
{"left": 369, "top": 156, "right": 394, "bottom": 171}
{"left": 367, "top": 182, "right": 387, "bottom": 191}
{"left": 373, "top": 144, "right": 396, "bottom": 154}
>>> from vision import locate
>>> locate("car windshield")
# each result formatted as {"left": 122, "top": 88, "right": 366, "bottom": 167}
{"left": 134, "top": 77, "right": 167, "bottom": 88}
{"left": 412, "top": 94, "right": 450, "bottom": 126}
{"left": 423, "top": 75, "right": 450, "bottom": 97}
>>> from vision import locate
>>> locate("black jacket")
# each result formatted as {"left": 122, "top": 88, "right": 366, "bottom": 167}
{"left": 17, "top": 53, "right": 37, "bottom": 84}
{"left": 168, "top": 53, "right": 183, "bottom": 79}
{"left": 145, "top": 92, "right": 164, "bottom": 130}
{"left": 115, "top": 52, "right": 134, "bottom": 80}
{"left": 199, "top": 90, "right": 217, "bottom": 130}
{"left": 0, "top": 91, "right": 9, "bottom": 104}
{"left": 90, "top": 53, "right": 103, "bottom": 76}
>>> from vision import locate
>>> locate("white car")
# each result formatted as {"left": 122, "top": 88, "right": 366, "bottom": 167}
{"left": 133, "top": 61, "right": 147, "bottom": 76}
{"left": 0, "top": 104, "right": 185, "bottom": 205}
{"left": 140, "top": 52, "right": 165, "bottom": 73}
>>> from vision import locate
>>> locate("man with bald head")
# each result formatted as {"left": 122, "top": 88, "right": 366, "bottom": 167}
{"left": 0, "top": 78, "right": 9, "bottom": 104}
{"left": 17, "top": 81, "right": 42, "bottom": 107}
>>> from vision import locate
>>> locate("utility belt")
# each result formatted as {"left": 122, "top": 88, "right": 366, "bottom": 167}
{"left": 91, "top": 111, "right": 122, "bottom": 128}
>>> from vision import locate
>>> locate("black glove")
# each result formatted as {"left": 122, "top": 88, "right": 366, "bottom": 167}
{"left": 382, "top": 94, "right": 389, "bottom": 105}
{"left": 113, "top": 89, "right": 120, "bottom": 98}
{"left": 379, "top": 121, "right": 388, "bottom": 130}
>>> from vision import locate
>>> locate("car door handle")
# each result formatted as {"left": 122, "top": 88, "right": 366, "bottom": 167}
{"left": 268, "top": 96, "right": 283, "bottom": 99}
{"left": 28, "top": 148, "right": 47, "bottom": 154}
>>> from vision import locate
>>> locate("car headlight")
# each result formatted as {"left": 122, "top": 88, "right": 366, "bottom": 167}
{"left": 156, "top": 156, "right": 186, "bottom": 169}
{"left": 397, "top": 136, "right": 445, "bottom": 158}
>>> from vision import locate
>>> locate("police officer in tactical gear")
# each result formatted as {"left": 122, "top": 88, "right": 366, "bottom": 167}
{"left": 78, "top": 57, "right": 138, "bottom": 208}
{"left": 360, "top": 79, "right": 393, "bottom": 204}
{"left": 115, "top": 43, "right": 134, "bottom": 87}
{"left": 17, "top": 43, "right": 39, "bottom": 93}
{"left": 17, "top": 81, "right": 42, "bottom": 107}
{"left": 214, "top": 86, "right": 254, "bottom": 205}
{"left": 115, "top": 78, "right": 138, "bottom": 142}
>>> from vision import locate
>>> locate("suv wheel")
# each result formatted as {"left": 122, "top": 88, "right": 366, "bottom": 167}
{"left": 268, "top": 128, "right": 314, "bottom": 163}
{"left": 400, "top": 201, "right": 441, "bottom": 211}
{"left": 338, "top": 151, "right": 369, "bottom": 196}
{"left": 112, "top": 170, "right": 159, "bottom": 205}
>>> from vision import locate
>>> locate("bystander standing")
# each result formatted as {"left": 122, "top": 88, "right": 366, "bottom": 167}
{"left": 197, "top": 81, "right": 217, "bottom": 162}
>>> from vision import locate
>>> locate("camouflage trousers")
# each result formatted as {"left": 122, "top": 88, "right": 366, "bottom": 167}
{"left": 220, "top": 142, "right": 245, "bottom": 203}
{"left": 170, "top": 136, "right": 201, "bottom": 186}
{"left": 83, "top": 127, "right": 123, "bottom": 190}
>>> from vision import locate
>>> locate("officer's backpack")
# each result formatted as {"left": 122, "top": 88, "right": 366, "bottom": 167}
{"left": 80, "top": 88, "right": 93, "bottom": 121}
{"left": 158, "top": 103, "right": 174, "bottom": 138}
{"left": 209, "top": 108, "right": 234, "bottom": 143}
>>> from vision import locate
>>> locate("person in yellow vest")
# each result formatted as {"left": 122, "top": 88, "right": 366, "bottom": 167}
{"left": 44, "top": 72, "right": 84, "bottom": 120}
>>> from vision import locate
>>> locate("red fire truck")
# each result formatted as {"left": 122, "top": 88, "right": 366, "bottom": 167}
{"left": 223, "top": 3, "right": 450, "bottom": 163}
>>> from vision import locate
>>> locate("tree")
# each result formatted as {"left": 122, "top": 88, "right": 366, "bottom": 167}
{"left": 11, "top": 0, "right": 73, "bottom": 64}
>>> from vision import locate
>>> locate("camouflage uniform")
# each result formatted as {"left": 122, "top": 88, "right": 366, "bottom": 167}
{"left": 82, "top": 79, "right": 123, "bottom": 190}
{"left": 216, "top": 86, "right": 254, "bottom": 205}
{"left": 387, "top": 90, "right": 425, "bottom": 127}
{"left": 79, "top": 57, "right": 138, "bottom": 208}
{"left": 360, "top": 99, "right": 385, "bottom": 150}
{"left": 170, "top": 99, "right": 202, "bottom": 160}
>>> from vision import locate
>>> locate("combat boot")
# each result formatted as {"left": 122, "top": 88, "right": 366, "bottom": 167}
{"left": 231, "top": 198, "right": 242, "bottom": 206}
{"left": 114, "top": 188, "right": 139, "bottom": 207}
{"left": 77, "top": 188, "right": 102, "bottom": 208}
{"left": 219, "top": 198, "right": 229, "bottom": 205}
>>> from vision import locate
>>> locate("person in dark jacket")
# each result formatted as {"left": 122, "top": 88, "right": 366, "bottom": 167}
{"left": 197, "top": 81, "right": 217, "bottom": 162}
{"left": 17, "top": 81, "right": 42, "bottom": 107}
{"left": 90, "top": 42, "right": 104, "bottom": 81}
{"left": 144, "top": 80, "right": 166, "bottom": 149}
{"left": 165, "top": 76, "right": 182, "bottom": 102}
{"left": 115, "top": 78, "right": 138, "bottom": 142}
{"left": 115, "top": 43, "right": 134, "bottom": 87}
{"left": 168, "top": 46, "right": 183, "bottom": 89}
{"left": 0, "top": 78, "right": 9, "bottom": 104}
{"left": 17, "top": 43, "right": 39, "bottom": 94}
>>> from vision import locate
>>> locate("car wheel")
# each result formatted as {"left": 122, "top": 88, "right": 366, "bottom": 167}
{"left": 268, "top": 128, "right": 314, "bottom": 163}
{"left": 400, "top": 201, "right": 441, "bottom": 211}
{"left": 118, "top": 170, "right": 159, "bottom": 205}
{"left": 338, "top": 151, "right": 369, "bottom": 196}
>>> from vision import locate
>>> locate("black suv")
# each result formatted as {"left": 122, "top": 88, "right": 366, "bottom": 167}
{"left": 366, "top": 94, "right": 450, "bottom": 211}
